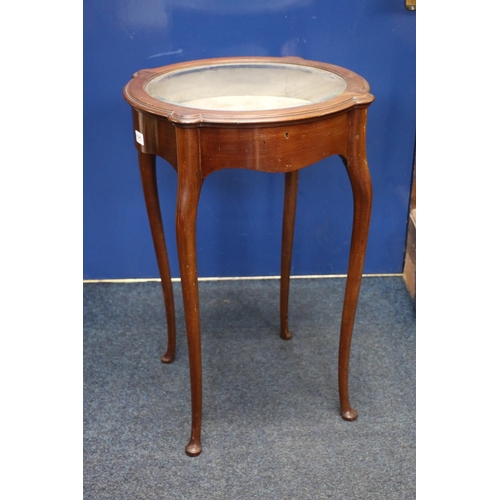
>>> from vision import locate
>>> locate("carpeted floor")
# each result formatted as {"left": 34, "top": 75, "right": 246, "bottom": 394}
{"left": 83, "top": 276, "right": 415, "bottom": 499}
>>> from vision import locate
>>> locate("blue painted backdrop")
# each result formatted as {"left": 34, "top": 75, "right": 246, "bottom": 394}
{"left": 83, "top": 0, "right": 415, "bottom": 279}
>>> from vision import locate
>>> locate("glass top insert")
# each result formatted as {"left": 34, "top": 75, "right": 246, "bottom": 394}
{"left": 145, "top": 62, "right": 347, "bottom": 111}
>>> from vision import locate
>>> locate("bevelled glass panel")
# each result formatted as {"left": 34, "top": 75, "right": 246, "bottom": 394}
{"left": 145, "top": 63, "right": 347, "bottom": 111}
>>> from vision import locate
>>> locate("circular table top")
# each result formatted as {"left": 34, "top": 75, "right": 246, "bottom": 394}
{"left": 123, "top": 56, "right": 374, "bottom": 125}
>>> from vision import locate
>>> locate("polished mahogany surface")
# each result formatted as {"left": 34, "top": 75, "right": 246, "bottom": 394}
{"left": 124, "top": 56, "right": 373, "bottom": 124}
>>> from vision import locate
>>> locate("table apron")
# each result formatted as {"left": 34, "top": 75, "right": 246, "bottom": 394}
{"left": 132, "top": 109, "right": 352, "bottom": 177}
{"left": 133, "top": 110, "right": 179, "bottom": 168}
{"left": 198, "top": 112, "right": 350, "bottom": 177}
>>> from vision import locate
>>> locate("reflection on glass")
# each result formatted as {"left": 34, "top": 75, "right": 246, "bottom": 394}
{"left": 145, "top": 63, "right": 347, "bottom": 111}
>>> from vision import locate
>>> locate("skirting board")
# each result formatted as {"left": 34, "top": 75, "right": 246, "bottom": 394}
{"left": 83, "top": 274, "right": 402, "bottom": 284}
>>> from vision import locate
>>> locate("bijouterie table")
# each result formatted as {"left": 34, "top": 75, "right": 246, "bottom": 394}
{"left": 123, "top": 56, "right": 374, "bottom": 456}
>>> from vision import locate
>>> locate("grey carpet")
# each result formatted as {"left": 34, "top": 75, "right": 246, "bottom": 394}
{"left": 84, "top": 277, "right": 415, "bottom": 499}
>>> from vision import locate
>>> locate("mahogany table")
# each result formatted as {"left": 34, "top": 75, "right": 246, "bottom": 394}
{"left": 123, "top": 56, "right": 374, "bottom": 456}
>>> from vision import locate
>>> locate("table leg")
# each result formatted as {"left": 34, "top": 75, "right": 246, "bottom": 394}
{"left": 175, "top": 129, "right": 204, "bottom": 457}
{"left": 338, "top": 107, "right": 373, "bottom": 421}
{"left": 138, "top": 152, "right": 177, "bottom": 363}
{"left": 280, "top": 170, "right": 299, "bottom": 340}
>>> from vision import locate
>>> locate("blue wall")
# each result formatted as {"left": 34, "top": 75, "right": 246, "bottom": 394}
{"left": 84, "top": 0, "right": 415, "bottom": 279}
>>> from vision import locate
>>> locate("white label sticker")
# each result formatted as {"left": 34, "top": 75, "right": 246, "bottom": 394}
{"left": 135, "top": 130, "right": 144, "bottom": 145}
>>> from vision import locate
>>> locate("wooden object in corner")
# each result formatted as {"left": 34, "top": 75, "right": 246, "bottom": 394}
{"left": 403, "top": 166, "right": 416, "bottom": 299}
